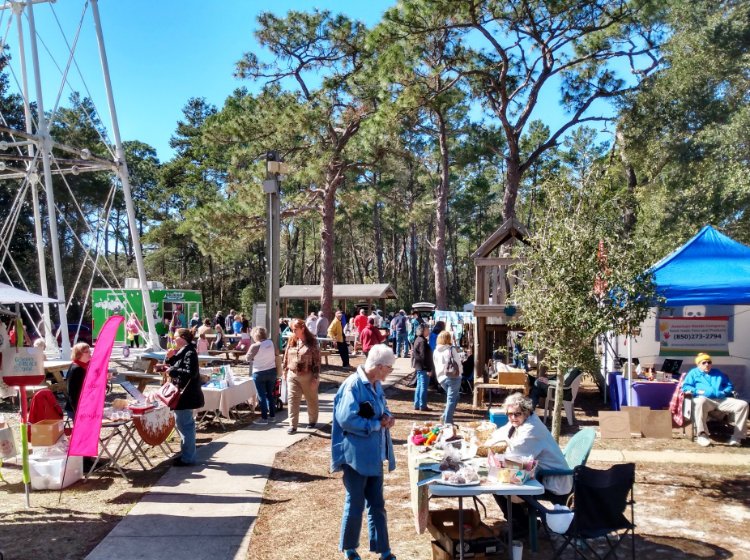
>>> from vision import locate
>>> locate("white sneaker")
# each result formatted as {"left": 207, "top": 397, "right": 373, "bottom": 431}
{"left": 696, "top": 434, "right": 711, "bottom": 447}
{"left": 728, "top": 438, "right": 741, "bottom": 447}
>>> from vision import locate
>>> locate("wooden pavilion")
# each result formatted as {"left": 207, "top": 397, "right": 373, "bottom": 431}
{"left": 279, "top": 283, "right": 398, "bottom": 317}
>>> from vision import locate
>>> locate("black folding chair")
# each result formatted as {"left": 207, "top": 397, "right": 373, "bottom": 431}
{"left": 528, "top": 462, "right": 636, "bottom": 559}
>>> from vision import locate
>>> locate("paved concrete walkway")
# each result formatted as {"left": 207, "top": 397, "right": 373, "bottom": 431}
{"left": 86, "top": 357, "right": 414, "bottom": 560}
{"left": 589, "top": 448, "right": 748, "bottom": 466}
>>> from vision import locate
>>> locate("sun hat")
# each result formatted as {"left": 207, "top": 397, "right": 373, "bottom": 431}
{"left": 695, "top": 353, "right": 712, "bottom": 365}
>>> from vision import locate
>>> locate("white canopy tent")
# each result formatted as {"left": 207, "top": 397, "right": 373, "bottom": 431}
{"left": 0, "top": 282, "right": 60, "bottom": 305}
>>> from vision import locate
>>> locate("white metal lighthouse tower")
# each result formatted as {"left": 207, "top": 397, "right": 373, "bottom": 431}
{"left": 0, "top": 0, "right": 161, "bottom": 356}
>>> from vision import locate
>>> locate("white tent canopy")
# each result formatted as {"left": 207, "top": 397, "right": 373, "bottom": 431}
{"left": 0, "top": 282, "right": 59, "bottom": 305}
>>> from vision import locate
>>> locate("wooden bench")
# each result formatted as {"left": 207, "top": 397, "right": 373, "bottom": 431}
{"left": 474, "top": 371, "right": 529, "bottom": 407}
{"left": 320, "top": 350, "right": 332, "bottom": 366}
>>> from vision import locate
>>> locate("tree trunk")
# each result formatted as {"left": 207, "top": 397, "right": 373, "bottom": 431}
{"left": 320, "top": 161, "right": 343, "bottom": 320}
{"left": 616, "top": 128, "right": 638, "bottom": 234}
{"left": 433, "top": 111, "right": 449, "bottom": 309}
{"left": 374, "top": 199, "right": 384, "bottom": 283}
{"left": 551, "top": 362, "right": 566, "bottom": 442}
{"left": 503, "top": 141, "right": 522, "bottom": 222}
{"left": 287, "top": 224, "right": 299, "bottom": 283}
{"left": 409, "top": 221, "right": 419, "bottom": 304}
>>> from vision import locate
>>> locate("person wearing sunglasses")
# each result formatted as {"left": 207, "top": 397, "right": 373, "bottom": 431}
{"left": 682, "top": 353, "right": 747, "bottom": 447}
{"left": 484, "top": 392, "right": 572, "bottom": 539}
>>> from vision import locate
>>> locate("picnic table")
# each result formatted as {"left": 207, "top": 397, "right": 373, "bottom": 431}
{"left": 207, "top": 348, "right": 245, "bottom": 364}
{"left": 121, "top": 371, "right": 165, "bottom": 393}
{"left": 43, "top": 360, "right": 72, "bottom": 394}
{"left": 139, "top": 351, "right": 216, "bottom": 373}
{"left": 204, "top": 333, "right": 242, "bottom": 349}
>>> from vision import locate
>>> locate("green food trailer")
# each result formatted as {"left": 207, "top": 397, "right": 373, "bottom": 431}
{"left": 92, "top": 287, "right": 203, "bottom": 344}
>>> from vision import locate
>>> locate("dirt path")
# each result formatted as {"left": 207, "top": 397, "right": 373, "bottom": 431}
{"left": 247, "top": 378, "right": 750, "bottom": 560}
{"left": 1, "top": 368, "right": 749, "bottom": 559}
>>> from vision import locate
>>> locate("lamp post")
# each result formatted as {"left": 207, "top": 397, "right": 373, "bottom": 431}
{"left": 264, "top": 152, "right": 286, "bottom": 351}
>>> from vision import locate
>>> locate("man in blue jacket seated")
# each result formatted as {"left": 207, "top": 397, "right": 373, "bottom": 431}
{"left": 331, "top": 344, "right": 397, "bottom": 560}
{"left": 682, "top": 353, "right": 748, "bottom": 447}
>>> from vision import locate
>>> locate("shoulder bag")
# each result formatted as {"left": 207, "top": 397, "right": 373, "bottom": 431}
{"left": 156, "top": 378, "right": 191, "bottom": 410}
{"left": 447, "top": 349, "right": 460, "bottom": 377}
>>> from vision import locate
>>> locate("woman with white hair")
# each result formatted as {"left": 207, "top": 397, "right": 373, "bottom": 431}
{"left": 331, "top": 344, "right": 397, "bottom": 560}
{"left": 486, "top": 392, "right": 571, "bottom": 538}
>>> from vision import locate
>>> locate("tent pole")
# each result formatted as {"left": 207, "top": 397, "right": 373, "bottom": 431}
{"left": 627, "top": 333, "right": 633, "bottom": 405}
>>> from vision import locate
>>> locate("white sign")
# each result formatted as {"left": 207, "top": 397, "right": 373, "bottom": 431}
{"left": 658, "top": 316, "right": 729, "bottom": 356}
{"left": 1, "top": 347, "right": 44, "bottom": 377}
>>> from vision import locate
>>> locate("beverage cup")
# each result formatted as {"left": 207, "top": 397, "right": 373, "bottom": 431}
{"left": 512, "top": 539, "right": 523, "bottom": 560}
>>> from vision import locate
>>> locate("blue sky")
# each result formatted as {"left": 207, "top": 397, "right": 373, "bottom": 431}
{"left": 3, "top": 0, "right": 393, "bottom": 162}
{"left": 3, "top": 0, "right": 620, "bottom": 164}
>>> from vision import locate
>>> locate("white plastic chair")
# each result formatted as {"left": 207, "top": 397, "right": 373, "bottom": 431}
{"left": 543, "top": 373, "right": 584, "bottom": 426}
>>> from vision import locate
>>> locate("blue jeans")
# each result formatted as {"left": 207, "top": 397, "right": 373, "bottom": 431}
{"left": 414, "top": 370, "right": 430, "bottom": 409}
{"left": 253, "top": 368, "right": 277, "bottom": 419}
{"left": 440, "top": 376, "right": 462, "bottom": 425}
{"left": 174, "top": 409, "right": 197, "bottom": 463}
{"left": 396, "top": 332, "right": 409, "bottom": 357}
{"left": 340, "top": 464, "right": 390, "bottom": 553}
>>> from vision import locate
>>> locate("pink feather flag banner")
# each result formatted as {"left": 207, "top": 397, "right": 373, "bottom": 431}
{"left": 69, "top": 315, "right": 123, "bottom": 457}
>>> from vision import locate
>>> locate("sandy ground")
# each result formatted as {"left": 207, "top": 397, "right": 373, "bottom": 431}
{"left": 1, "top": 360, "right": 749, "bottom": 560}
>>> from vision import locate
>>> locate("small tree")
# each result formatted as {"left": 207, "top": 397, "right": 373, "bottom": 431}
{"left": 512, "top": 178, "right": 655, "bottom": 440}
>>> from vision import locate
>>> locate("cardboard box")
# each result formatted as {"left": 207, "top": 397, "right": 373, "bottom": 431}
{"left": 29, "top": 454, "right": 83, "bottom": 490}
{"left": 427, "top": 509, "right": 503, "bottom": 558}
{"left": 30, "top": 419, "right": 64, "bottom": 446}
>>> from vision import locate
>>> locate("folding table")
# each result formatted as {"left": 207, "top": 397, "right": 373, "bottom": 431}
{"left": 429, "top": 478, "right": 544, "bottom": 560}
{"left": 86, "top": 419, "right": 146, "bottom": 481}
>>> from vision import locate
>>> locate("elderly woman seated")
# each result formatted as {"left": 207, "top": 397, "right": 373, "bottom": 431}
{"left": 484, "top": 392, "right": 572, "bottom": 538}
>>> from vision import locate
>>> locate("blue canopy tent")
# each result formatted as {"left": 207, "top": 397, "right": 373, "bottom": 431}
{"left": 608, "top": 226, "right": 750, "bottom": 405}
{"left": 650, "top": 225, "right": 750, "bottom": 306}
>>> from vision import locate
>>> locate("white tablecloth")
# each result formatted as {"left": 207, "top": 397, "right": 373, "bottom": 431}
{"left": 197, "top": 378, "right": 257, "bottom": 418}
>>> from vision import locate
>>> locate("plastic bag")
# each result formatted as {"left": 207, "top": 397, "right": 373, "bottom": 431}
{"left": 547, "top": 504, "right": 575, "bottom": 534}
{"left": 0, "top": 424, "right": 16, "bottom": 459}
{"left": 280, "top": 377, "right": 288, "bottom": 404}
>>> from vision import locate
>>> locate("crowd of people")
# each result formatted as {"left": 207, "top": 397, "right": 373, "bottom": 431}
{"left": 28, "top": 297, "right": 748, "bottom": 559}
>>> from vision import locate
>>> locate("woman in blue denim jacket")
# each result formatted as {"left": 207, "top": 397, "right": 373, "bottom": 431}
{"left": 331, "top": 345, "right": 397, "bottom": 560}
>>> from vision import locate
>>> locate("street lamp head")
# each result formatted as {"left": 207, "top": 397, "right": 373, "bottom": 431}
{"left": 266, "top": 150, "right": 279, "bottom": 162}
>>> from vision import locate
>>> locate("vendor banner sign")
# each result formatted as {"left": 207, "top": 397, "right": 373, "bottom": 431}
{"left": 1, "top": 347, "right": 44, "bottom": 386}
{"left": 658, "top": 316, "right": 729, "bottom": 356}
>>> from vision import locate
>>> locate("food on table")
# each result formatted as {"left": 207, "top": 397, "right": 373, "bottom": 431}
{"left": 112, "top": 398, "right": 129, "bottom": 410}
{"left": 441, "top": 465, "right": 480, "bottom": 484}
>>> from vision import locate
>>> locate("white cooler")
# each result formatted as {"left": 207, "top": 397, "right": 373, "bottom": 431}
{"left": 29, "top": 454, "right": 83, "bottom": 490}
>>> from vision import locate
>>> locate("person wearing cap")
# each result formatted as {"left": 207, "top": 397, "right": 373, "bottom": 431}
{"left": 682, "top": 353, "right": 748, "bottom": 447}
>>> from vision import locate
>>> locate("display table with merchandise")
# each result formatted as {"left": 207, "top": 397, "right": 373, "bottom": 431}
{"left": 608, "top": 372, "right": 677, "bottom": 410}
{"left": 196, "top": 378, "right": 257, "bottom": 428}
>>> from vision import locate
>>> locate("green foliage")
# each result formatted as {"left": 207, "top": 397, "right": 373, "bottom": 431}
{"left": 512, "top": 172, "right": 656, "bottom": 437}
{"left": 620, "top": 0, "right": 750, "bottom": 257}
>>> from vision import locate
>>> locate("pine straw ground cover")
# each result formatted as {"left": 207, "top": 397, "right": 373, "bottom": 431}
{"left": 247, "top": 373, "right": 750, "bottom": 560}
{"left": 1, "top": 362, "right": 749, "bottom": 559}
